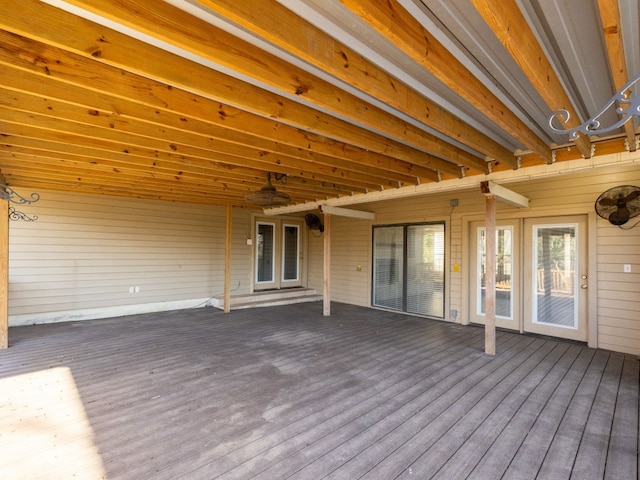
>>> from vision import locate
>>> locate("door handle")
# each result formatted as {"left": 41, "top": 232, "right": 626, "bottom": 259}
{"left": 580, "top": 284, "right": 588, "bottom": 289}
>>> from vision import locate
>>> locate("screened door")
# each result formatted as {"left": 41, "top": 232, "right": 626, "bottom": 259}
{"left": 523, "top": 216, "right": 588, "bottom": 341}
{"left": 373, "top": 223, "right": 444, "bottom": 318}
{"left": 254, "top": 218, "right": 302, "bottom": 290}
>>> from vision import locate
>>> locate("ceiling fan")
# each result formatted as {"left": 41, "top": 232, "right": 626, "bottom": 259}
{"left": 595, "top": 185, "right": 640, "bottom": 226}
{"left": 244, "top": 172, "right": 291, "bottom": 206}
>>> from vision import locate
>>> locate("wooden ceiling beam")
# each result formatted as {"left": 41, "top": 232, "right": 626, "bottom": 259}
{"left": 0, "top": 88, "right": 422, "bottom": 188}
{"left": 470, "top": 0, "right": 593, "bottom": 159}
{"left": 0, "top": 0, "right": 485, "bottom": 175}
{"left": 196, "top": 0, "right": 514, "bottom": 165}
{"left": 1, "top": 111, "right": 392, "bottom": 192}
{"left": 0, "top": 65, "right": 442, "bottom": 184}
{"left": 339, "top": 0, "right": 552, "bottom": 164}
{"left": 1, "top": 174, "right": 254, "bottom": 206}
{"left": 597, "top": 0, "right": 636, "bottom": 151}
{"left": 0, "top": 31, "right": 461, "bottom": 181}
{"left": 0, "top": 139, "right": 365, "bottom": 199}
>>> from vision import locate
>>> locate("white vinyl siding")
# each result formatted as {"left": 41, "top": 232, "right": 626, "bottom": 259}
{"left": 9, "top": 190, "right": 252, "bottom": 323}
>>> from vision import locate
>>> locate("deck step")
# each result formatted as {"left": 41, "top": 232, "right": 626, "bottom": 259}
{"left": 210, "top": 288, "right": 322, "bottom": 310}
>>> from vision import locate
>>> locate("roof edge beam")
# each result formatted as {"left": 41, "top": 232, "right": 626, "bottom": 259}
{"left": 319, "top": 205, "right": 375, "bottom": 220}
{"left": 480, "top": 181, "right": 529, "bottom": 208}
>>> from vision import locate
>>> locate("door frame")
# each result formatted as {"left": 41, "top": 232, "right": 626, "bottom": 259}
{"left": 523, "top": 215, "right": 588, "bottom": 342}
{"left": 462, "top": 211, "right": 598, "bottom": 348}
{"left": 469, "top": 219, "right": 522, "bottom": 331}
{"left": 250, "top": 214, "right": 307, "bottom": 292}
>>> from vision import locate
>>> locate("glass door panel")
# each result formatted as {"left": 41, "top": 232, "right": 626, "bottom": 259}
{"left": 406, "top": 224, "right": 444, "bottom": 317}
{"left": 282, "top": 223, "right": 301, "bottom": 285}
{"left": 256, "top": 222, "right": 275, "bottom": 286}
{"left": 469, "top": 220, "right": 520, "bottom": 330}
{"left": 524, "top": 216, "right": 587, "bottom": 341}
{"left": 373, "top": 226, "right": 404, "bottom": 311}
{"left": 373, "top": 223, "right": 445, "bottom": 318}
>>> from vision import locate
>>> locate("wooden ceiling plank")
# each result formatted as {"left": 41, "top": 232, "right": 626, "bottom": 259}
{"left": 0, "top": 0, "right": 483, "bottom": 174}
{"left": 0, "top": 87, "right": 425, "bottom": 187}
{"left": 0, "top": 139, "right": 364, "bottom": 198}
{"left": 597, "top": 0, "right": 636, "bottom": 150}
{"left": 1, "top": 112, "right": 390, "bottom": 191}
{"left": 0, "top": 31, "right": 463, "bottom": 178}
{"left": 2, "top": 174, "right": 259, "bottom": 206}
{"left": 59, "top": 0, "right": 488, "bottom": 173}
{"left": 0, "top": 68, "right": 441, "bottom": 185}
{"left": 469, "top": 0, "right": 593, "bottom": 159}
{"left": 339, "top": 0, "right": 552, "bottom": 164}
{"left": 0, "top": 157, "right": 327, "bottom": 201}
{"left": 196, "top": 0, "right": 513, "bottom": 165}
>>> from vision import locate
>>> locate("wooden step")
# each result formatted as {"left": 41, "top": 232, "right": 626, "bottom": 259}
{"left": 210, "top": 288, "right": 322, "bottom": 310}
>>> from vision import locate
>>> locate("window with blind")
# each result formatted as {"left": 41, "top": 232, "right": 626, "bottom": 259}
{"left": 372, "top": 223, "right": 445, "bottom": 318}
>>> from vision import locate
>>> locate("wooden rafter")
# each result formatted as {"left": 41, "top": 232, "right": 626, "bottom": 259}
{"left": 195, "top": 0, "right": 513, "bottom": 166}
{"left": 1, "top": 0, "right": 484, "bottom": 177}
{"left": 598, "top": 0, "right": 637, "bottom": 151}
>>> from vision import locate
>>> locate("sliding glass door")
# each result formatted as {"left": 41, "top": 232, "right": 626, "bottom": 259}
{"left": 373, "top": 223, "right": 445, "bottom": 318}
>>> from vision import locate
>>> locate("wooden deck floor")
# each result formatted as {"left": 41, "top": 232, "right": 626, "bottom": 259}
{"left": 1, "top": 303, "right": 638, "bottom": 479}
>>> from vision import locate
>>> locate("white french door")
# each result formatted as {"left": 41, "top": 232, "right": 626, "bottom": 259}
{"left": 254, "top": 218, "right": 302, "bottom": 290}
{"left": 470, "top": 215, "right": 588, "bottom": 342}
{"left": 470, "top": 220, "right": 521, "bottom": 329}
{"left": 523, "top": 216, "right": 588, "bottom": 341}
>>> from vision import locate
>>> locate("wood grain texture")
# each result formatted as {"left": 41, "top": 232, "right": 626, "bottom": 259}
{"left": 2, "top": 303, "right": 636, "bottom": 479}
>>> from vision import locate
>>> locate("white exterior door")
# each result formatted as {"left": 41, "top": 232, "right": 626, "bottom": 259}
{"left": 254, "top": 218, "right": 302, "bottom": 290}
{"left": 470, "top": 220, "right": 521, "bottom": 330}
{"left": 523, "top": 216, "right": 588, "bottom": 342}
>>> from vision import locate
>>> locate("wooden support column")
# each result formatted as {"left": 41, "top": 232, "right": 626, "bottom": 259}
{"left": 484, "top": 194, "right": 496, "bottom": 356}
{"left": 0, "top": 196, "right": 7, "bottom": 349}
{"left": 323, "top": 212, "right": 331, "bottom": 316}
{"left": 223, "top": 204, "right": 232, "bottom": 313}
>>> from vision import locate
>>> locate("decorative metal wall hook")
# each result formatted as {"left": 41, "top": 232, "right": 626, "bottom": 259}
{"left": 9, "top": 206, "right": 38, "bottom": 222}
{"left": 549, "top": 74, "right": 640, "bottom": 140}
{"left": 0, "top": 184, "right": 40, "bottom": 222}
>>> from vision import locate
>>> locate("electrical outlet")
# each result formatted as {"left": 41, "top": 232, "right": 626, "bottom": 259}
{"left": 128, "top": 286, "right": 135, "bottom": 293}
{"left": 624, "top": 264, "right": 631, "bottom": 273}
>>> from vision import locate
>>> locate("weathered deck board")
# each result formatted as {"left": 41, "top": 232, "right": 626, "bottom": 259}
{"left": 0, "top": 302, "right": 637, "bottom": 480}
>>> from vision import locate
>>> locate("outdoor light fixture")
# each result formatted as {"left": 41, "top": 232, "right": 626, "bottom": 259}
{"left": 244, "top": 172, "right": 291, "bottom": 207}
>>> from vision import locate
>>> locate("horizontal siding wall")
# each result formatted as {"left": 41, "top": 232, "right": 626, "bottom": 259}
{"left": 328, "top": 215, "right": 371, "bottom": 306}
{"left": 9, "top": 190, "right": 252, "bottom": 324}
{"left": 307, "top": 162, "right": 640, "bottom": 355}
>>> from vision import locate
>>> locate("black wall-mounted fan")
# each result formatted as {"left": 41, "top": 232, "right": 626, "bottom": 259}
{"left": 305, "top": 213, "right": 324, "bottom": 233}
{"left": 595, "top": 185, "right": 640, "bottom": 226}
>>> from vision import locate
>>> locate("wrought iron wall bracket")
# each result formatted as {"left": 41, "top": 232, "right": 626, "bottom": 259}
{"left": 0, "top": 184, "right": 40, "bottom": 222}
{"left": 549, "top": 74, "right": 640, "bottom": 140}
